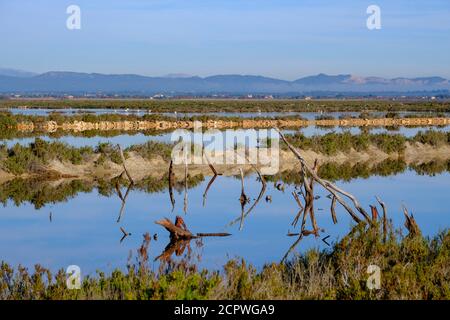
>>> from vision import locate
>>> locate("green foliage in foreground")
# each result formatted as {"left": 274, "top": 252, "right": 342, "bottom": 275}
{"left": 0, "top": 138, "right": 173, "bottom": 175}
{"left": 0, "top": 225, "right": 448, "bottom": 300}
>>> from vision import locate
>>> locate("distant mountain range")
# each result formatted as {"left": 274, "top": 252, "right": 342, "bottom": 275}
{"left": 0, "top": 68, "right": 449, "bottom": 95}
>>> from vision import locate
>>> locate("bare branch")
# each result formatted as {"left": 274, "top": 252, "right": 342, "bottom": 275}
{"left": 117, "top": 145, "right": 134, "bottom": 185}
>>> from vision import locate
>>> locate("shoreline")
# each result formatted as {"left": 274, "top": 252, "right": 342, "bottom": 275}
{"left": 1, "top": 142, "right": 449, "bottom": 182}
{"left": 15, "top": 117, "right": 450, "bottom": 132}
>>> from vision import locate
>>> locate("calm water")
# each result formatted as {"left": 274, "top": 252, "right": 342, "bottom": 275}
{"left": 1, "top": 112, "right": 449, "bottom": 274}
{"left": 0, "top": 170, "right": 448, "bottom": 274}
{"left": 3, "top": 125, "right": 450, "bottom": 149}
{"left": 7, "top": 108, "right": 450, "bottom": 119}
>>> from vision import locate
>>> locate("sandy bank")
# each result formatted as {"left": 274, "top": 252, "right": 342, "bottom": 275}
{"left": 15, "top": 117, "right": 450, "bottom": 133}
{"left": 1, "top": 142, "right": 449, "bottom": 183}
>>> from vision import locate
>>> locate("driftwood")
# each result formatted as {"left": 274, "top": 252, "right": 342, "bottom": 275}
{"left": 117, "top": 145, "right": 134, "bottom": 184}
{"left": 376, "top": 196, "right": 388, "bottom": 241}
{"left": 155, "top": 216, "right": 231, "bottom": 240}
{"left": 276, "top": 129, "right": 370, "bottom": 224}
{"left": 402, "top": 205, "right": 420, "bottom": 236}
{"left": 291, "top": 192, "right": 304, "bottom": 227}
{"left": 120, "top": 227, "right": 131, "bottom": 243}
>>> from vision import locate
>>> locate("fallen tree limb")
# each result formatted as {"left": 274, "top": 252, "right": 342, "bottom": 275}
{"left": 156, "top": 216, "right": 232, "bottom": 241}
{"left": 117, "top": 145, "right": 134, "bottom": 185}
{"left": 276, "top": 129, "right": 370, "bottom": 224}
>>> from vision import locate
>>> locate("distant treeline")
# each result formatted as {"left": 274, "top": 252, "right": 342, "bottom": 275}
{"left": 1, "top": 99, "right": 450, "bottom": 113}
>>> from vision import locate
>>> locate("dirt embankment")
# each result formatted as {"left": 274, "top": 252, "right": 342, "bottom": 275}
{"left": 15, "top": 117, "right": 450, "bottom": 132}
{"left": 1, "top": 142, "right": 449, "bottom": 183}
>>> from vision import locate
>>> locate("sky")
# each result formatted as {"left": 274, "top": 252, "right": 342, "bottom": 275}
{"left": 0, "top": 0, "right": 449, "bottom": 79}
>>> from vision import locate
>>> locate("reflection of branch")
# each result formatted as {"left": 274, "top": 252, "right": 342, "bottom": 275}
{"left": 116, "top": 182, "right": 132, "bottom": 223}
{"left": 202, "top": 149, "right": 221, "bottom": 207}
{"left": 202, "top": 174, "right": 218, "bottom": 207}
{"left": 184, "top": 158, "right": 188, "bottom": 214}
{"left": 117, "top": 145, "right": 134, "bottom": 184}
{"left": 229, "top": 163, "right": 267, "bottom": 230}
{"left": 168, "top": 160, "right": 175, "bottom": 212}
{"left": 238, "top": 168, "right": 248, "bottom": 230}
{"left": 155, "top": 238, "right": 192, "bottom": 262}
{"left": 291, "top": 192, "right": 304, "bottom": 227}
{"left": 156, "top": 216, "right": 231, "bottom": 241}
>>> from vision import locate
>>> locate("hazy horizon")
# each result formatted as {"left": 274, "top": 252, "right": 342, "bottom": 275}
{"left": 1, "top": 0, "right": 449, "bottom": 79}
{"left": 2, "top": 67, "right": 450, "bottom": 81}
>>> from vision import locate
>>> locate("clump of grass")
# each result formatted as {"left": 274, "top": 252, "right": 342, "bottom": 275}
{"left": 95, "top": 143, "right": 122, "bottom": 164}
{"left": 127, "top": 141, "right": 174, "bottom": 162}
{"left": 284, "top": 131, "right": 409, "bottom": 155}
{"left": 0, "top": 138, "right": 93, "bottom": 175}
{"left": 368, "top": 133, "right": 406, "bottom": 154}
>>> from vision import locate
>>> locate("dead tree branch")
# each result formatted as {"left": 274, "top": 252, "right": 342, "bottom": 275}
{"left": 117, "top": 145, "right": 134, "bottom": 185}
{"left": 402, "top": 205, "right": 420, "bottom": 236}
{"left": 276, "top": 129, "right": 370, "bottom": 224}
{"left": 376, "top": 196, "right": 388, "bottom": 241}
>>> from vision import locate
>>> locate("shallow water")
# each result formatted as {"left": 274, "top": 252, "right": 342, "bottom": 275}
{"left": 7, "top": 108, "right": 450, "bottom": 119}
{"left": 2, "top": 125, "right": 450, "bottom": 149}
{"left": 0, "top": 170, "right": 448, "bottom": 275}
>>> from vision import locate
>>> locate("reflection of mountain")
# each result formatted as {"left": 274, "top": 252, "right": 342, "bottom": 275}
{"left": 1, "top": 159, "right": 449, "bottom": 208}
{"left": 1, "top": 71, "right": 449, "bottom": 94}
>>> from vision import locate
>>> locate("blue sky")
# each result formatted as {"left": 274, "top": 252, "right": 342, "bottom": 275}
{"left": 0, "top": 0, "right": 449, "bottom": 79}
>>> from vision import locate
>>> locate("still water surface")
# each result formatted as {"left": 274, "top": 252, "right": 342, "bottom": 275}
{"left": 0, "top": 171, "right": 448, "bottom": 274}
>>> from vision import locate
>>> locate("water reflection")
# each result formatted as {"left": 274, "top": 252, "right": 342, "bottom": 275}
{"left": 8, "top": 108, "right": 450, "bottom": 119}
{"left": 0, "top": 169, "right": 448, "bottom": 275}
{"left": 2, "top": 125, "right": 450, "bottom": 149}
